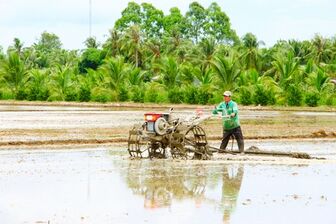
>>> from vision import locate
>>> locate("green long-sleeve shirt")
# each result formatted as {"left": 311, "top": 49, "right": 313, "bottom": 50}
{"left": 212, "top": 100, "right": 240, "bottom": 130}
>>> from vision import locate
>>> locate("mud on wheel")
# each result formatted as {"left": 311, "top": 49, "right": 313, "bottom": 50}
{"left": 127, "top": 125, "right": 149, "bottom": 158}
{"left": 184, "top": 125, "right": 212, "bottom": 160}
{"left": 169, "top": 133, "right": 188, "bottom": 159}
{"left": 148, "top": 142, "right": 167, "bottom": 159}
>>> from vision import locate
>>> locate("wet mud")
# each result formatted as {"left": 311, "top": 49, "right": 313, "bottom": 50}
{"left": 0, "top": 102, "right": 335, "bottom": 223}
{"left": 1, "top": 148, "right": 336, "bottom": 224}
{"left": 0, "top": 103, "right": 335, "bottom": 146}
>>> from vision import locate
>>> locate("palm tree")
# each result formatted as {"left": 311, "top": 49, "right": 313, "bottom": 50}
{"left": 0, "top": 52, "right": 27, "bottom": 98}
{"left": 127, "top": 67, "right": 144, "bottom": 86}
{"left": 240, "top": 33, "right": 264, "bottom": 70}
{"left": 99, "top": 56, "right": 128, "bottom": 90}
{"left": 7, "top": 38, "right": 24, "bottom": 56}
{"left": 155, "top": 56, "right": 181, "bottom": 89}
{"left": 103, "top": 29, "right": 122, "bottom": 57}
{"left": 266, "top": 51, "right": 301, "bottom": 90}
{"left": 84, "top": 37, "right": 99, "bottom": 49}
{"left": 211, "top": 53, "right": 241, "bottom": 91}
{"left": 49, "top": 65, "right": 77, "bottom": 101}
{"left": 121, "top": 25, "right": 143, "bottom": 67}
{"left": 306, "top": 66, "right": 331, "bottom": 93}
{"left": 143, "top": 38, "right": 162, "bottom": 71}
{"left": 196, "top": 37, "right": 217, "bottom": 70}
{"left": 310, "top": 35, "right": 333, "bottom": 64}
{"left": 26, "top": 69, "right": 49, "bottom": 100}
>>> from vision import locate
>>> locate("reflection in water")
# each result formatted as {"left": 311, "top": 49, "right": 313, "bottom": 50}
{"left": 221, "top": 165, "right": 244, "bottom": 223}
{"left": 118, "top": 159, "right": 244, "bottom": 223}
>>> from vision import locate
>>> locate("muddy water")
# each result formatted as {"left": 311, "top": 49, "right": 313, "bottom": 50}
{"left": 0, "top": 104, "right": 335, "bottom": 223}
{"left": 0, "top": 147, "right": 335, "bottom": 224}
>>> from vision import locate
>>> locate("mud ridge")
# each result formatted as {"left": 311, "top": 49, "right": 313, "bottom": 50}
{"left": 0, "top": 134, "right": 334, "bottom": 147}
{"left": 0, "top": 138, "right": 127, "bottom": 147}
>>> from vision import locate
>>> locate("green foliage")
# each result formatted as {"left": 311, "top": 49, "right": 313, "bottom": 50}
{"left": 287, "top": 84, "right": 303, "bottom": 106}
{"left": 0, "top": 88, "right": 14, "bottom": 99}
{"left": 118, "top": 86, "right": 129, "bottom": 102}
{"left": 211, "top": 54, "right": 240, "bottom": 91}
{"left": 168, "top": 87, "right": 184, "bottom": 103}
{"left": 253, "top": 85, "right": 269, "bottom": 106}
{"left": 15, "top": 89, "right": 28, "bottom": 100}
{"left": 304, "top": 91, "right": 320, "bottom": 107}
{"left": 144, "top": 83, "right": 166, "bottom": 103}
{"left": 205, "top": 2, "right": 239, "bottom": 44}
{"left": 238, "top": 87, "right": 253, "bottom": 105}
{"left": 0, "top": 2, "right": 335, "bottom": 108}
{"left": 79, "top": 48, "right": 104, "bottom": 73}
{"left": 0, "top": 52, "right": 27, "bottom": 99}
{"left": 185, "top": 2, "right": 207, "bottom": 43}
{"left": 91, "top": 87, "right": 117, "bottom": 103}
{"left": 131, "top": 86, "right": 145, "bottom": 103}
{"left": 65, "top": 89, "right": 78, "bottom": 102}
{"left": 325, "top": 93, "right": 336, "bottom": 106}
{"left": 79, "top": 87, "right": 91, "bottom": 102}
{"left": 197, "top": 86, "right": 213, "bottom": 104}
{"left": 114, "top": 2, "right": 142, "bottom": 31}
{"left": 99, "top": 56, "right": 128, "bottom": 90}
{"left": 184, "top": 86, "right": 198, "bottom": 104}
{"left": 163, "top": 7, "right": 185, "bottom": 36}
{"left": 34, "top": 31, "right": 62, "bottom": 52}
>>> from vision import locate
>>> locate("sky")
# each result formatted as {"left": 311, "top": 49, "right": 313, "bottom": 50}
{"left": 0, "top": 0, "right": 335, "bottom": 50}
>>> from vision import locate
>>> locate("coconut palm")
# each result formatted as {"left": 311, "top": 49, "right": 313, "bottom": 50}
{"left": 7, "top": 38, "right": 24, "bottom": 55}
{"left": 310, "top": 35, "right": 333, "bottom": 64}
{"left": 48, "top": 65, "right": 77, "bottom": 101}
{"left": 155, "top": 56, "right": 181, "bottom": 89}
{"left": 196, "top": 37, "right": 217, "bottom": 70}
{"left": 266, "top": 51, "right": 301, "bottom": 90}
{"left": 26, "top": 69, "right": 49, "bottom": 100}
{"left": 103, "top": 29, "right": 122, "bottom": 57}
{"left": 240, "top": 33, "right": 264, "bottom": 70}
{"left": 99, "top": 56, "right": 128, "bottom": 90}
{"left": 127, "top": 67, "right": 144, "bottom": 86}
{"left": 0, "top": 52, "right": 27, "bottom": 98}
{"left": 211, "top": 53, "right": 241, "bottom": 91}
{"left": 306, "top": 66, "right": 331, "bottom": 93}
{"left": 121, "top": 25, "right": 143, "bottom": 67}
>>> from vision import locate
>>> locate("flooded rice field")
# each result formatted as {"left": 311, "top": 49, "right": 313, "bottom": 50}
{"left": 0, "top": 103, "right": 335, "bottom": 223}
{"left": 0, "top": 147, "right": 336, "bottom": 224}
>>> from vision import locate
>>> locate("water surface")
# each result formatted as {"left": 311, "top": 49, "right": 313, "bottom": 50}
{"left": 0, "top": 147, "right": 335, "bottom": 224}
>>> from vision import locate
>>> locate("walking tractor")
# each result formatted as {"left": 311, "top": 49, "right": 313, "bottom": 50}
{"left": 127, "top": 108, "right": 212, "bottom": 160}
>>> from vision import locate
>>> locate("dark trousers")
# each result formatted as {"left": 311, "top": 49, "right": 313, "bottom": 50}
{"left": 220, "top": 126, "right": 244, "bottom": 152}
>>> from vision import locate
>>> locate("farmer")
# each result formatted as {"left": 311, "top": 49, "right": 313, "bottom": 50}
{"left": 212, "top": 91, "right": 244, "bottom": 154}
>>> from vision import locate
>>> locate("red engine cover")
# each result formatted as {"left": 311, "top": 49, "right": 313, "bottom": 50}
{"left": 144, "top": 113, "right": 162, "bottom": 122}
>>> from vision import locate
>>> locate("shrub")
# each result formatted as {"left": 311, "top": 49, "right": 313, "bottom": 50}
{"left": 15, "top": 89, "right": 28, "bottom": 100}
{"left": 325, "top": 93, "right": 336, "bottom": 106}
{"left": 0, "top": 88, "right": 14, "bottom": 100}
{"left": 253, "top": 85, "right": 268, "bottom": 105}
{"left": 131, "top": 86, "right": 145, "bottom": 103}
{"left": 239, "top": 87, "right": 253, "bottom": 105}
{"left": 184, "top": 86, "right": 198, "bottom": 104}
{"left": 79, "top": 87, "right": 91, "bottom": 102}
{"left": 28, "top": 88, "right": 49, "bottom": 101}
{"left": 168, "top": 87, "right": 184, "bottom": 104}
{"left": 91, "top": 87, "right": 116, "bottom": 102}
{"left": 65, "top": 89, "right": 79, "bottom": 101}
{"left": 287, "top": 84, "right": 303, "bottom": 106}
{"left": 197, "top": 87, "right": 213, "bottom": 104}
{"left": 305, "top": 91, "right": 320, "bottom": 107}
{"left": 118, "top": 86, "right": 129, "bottom": 102}
{"left": 78, "top": 48, "right": 104, "bottom": 73}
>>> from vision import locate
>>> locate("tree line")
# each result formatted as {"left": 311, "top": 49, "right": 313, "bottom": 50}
{"left": 0, "top": 1, "right": 335, "bottom": 106}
